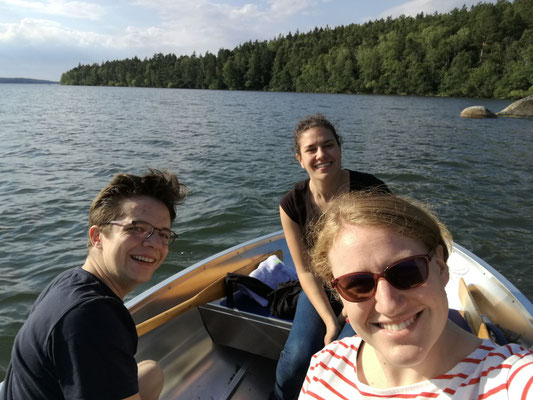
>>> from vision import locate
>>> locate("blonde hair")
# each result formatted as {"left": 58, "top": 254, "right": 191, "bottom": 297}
{"left": 309, "top": 191, "right": 452, "bottom": 286}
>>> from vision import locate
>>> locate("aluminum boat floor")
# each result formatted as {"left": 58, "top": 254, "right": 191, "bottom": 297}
{"left": 136, "top": 308, "right": 278, "bottom": 400}
{"left": 159, "top": 340, "right": 277, "bottom": 399}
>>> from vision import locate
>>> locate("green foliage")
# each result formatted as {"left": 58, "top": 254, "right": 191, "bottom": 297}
{"left": 60, "top": 1, "right": 533, "bottom": 99}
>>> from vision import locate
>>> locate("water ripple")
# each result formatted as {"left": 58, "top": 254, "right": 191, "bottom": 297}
{"left": 0, "top": 85, "right": 531, "bottom": 378}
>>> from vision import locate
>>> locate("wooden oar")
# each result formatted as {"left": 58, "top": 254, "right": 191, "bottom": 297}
{"left": 458, "top": 278, "right": 490, "bottom": 339}
{"left": 136, "top": 250, "right": 282, "bottom": 337}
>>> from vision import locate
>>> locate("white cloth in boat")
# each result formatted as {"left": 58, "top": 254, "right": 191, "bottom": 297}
{"left": 240, "top": 255, "right": 298, "bottom": 306}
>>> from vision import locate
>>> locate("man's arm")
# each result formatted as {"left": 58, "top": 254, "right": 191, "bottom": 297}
{"left": 53, "top": 299, "right": 140, "bottom": 399}
{"left": 123, "top": 360, "right": 163, "bottom": 400}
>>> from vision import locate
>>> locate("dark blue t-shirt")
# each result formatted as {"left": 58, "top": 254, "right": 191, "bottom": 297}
{"left": 1, "top": 267, "right": 138, "bottom": 400}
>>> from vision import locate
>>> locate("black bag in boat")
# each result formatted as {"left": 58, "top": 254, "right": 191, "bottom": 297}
{"left": 224, "top": 273, "right": 274, "bottom": 308}
{"left": 224, "top": 273, "right": 302, "bottom": 320}
{"left": 269, "top": 282, "right": 341, "bottom": 319}
{"left": 268, "top": 280, "right": 302, "bottom": 320}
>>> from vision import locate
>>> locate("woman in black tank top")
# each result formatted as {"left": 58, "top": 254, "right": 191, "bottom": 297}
{"left": 274, "top": 114, "right": 390, "bottom": 399}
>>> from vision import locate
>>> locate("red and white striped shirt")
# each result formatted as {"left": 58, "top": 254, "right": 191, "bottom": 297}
{"left": 299, "top": 336, "right": 533, "bottom": 400}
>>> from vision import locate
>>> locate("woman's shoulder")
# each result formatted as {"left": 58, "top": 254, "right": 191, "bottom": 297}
{"left": 301, "top": 336, "right": 362, "bottom": 398}
{"left": 448, "top": 339, "right": 533, "bottom": 398}
{"left": 346, "top": 169, "right": 384, "bottom": 183}
{"left": 347, "top": 169, "right": 390, "bottom": 192}
{"left": 280, "top": 178, "right": 310, "bottom": 205}
{"left": 470, "top": 339, "right": 533, "bottom": 360}
{"left": 312, "top": 335, "right": 363, "bottom": 362}
{"left": 288, "top": 177, "right": 311, "bottom": 193}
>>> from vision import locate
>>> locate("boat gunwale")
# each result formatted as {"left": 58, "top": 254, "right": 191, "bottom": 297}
{"left": 126, "top": 230, "right": 285, "bottom": 313}
{"left": 452, "top": 242, "right": 533, "bottom": 318}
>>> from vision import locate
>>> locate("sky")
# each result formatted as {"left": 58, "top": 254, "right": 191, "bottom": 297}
{"left": 0, "top": 0, "right": 502, "bottom": 81}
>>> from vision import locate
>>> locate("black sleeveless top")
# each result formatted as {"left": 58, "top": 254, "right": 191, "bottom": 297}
{"left": 280, "top": 169, "right": 390, "bottom": 248}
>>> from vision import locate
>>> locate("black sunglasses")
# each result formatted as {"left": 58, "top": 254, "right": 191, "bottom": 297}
{"left": 331, "top": 254, "right": 431, "bottom": 303}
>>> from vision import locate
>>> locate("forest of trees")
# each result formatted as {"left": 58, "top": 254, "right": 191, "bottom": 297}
{"left": 60, "top": 0, "right": 533, "bottom": 99}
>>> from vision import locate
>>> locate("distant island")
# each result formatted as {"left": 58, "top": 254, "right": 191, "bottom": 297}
{"left": 0, "top": 78, "right": 59, "bottom": 84}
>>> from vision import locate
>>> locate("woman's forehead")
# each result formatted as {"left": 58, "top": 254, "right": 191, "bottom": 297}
{"left": 329, "top": 225, "right": 426, "bottom": 271}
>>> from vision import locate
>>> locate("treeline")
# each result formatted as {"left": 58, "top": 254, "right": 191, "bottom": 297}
{"left": 60, "top": 0, "right": 533, "bottom": 99}
{"left": 0, "top": 78, "right": 58, "bottom": 84}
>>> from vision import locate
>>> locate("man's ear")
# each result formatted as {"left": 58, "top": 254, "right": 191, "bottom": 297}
{"left": 89, "top": 226, "right": 103, "bottom": 249}
{"left": 435, "top": 245, "right": 449, "bottom": 285}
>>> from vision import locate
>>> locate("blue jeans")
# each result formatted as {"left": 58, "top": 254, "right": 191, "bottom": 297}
{"left": 273, "top": 290, "right": 355, "bottom": 400}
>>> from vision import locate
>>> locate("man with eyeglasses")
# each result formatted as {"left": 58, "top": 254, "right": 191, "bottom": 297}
{"left": 1, "top": 169, "right": 187, "bottom": 400}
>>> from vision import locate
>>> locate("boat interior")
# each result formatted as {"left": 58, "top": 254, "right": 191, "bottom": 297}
{"left": 129, "top": 232, "right": 533, "bottom": 400}
{"left": 136, "top": 291, "right": 291, "bottom": 399}
{"left": 135, "top": 291, "right": 496, "bottom": 399}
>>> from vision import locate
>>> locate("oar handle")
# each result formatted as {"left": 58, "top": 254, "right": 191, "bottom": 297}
{"left": 458, "top": 278, "right": 490, "bottom": 339}
{"left": 136, "top": 277, "right": 225, "bottom": 336}
{"left": 136, "top": 250, "right": 282, "bottom": 337}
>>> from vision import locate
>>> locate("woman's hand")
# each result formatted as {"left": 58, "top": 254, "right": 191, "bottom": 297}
{"left": 281, "top": 207, "right": 343, "bottom": 346}
{"left": 324, "top": 319, "right": 341, "bottom": 345}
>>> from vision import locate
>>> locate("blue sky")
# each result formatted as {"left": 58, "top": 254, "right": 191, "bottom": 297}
{"left": 0, "top": 0, "right": 501, "bottom": 81}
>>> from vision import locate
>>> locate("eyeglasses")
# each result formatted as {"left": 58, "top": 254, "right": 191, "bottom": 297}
{"left": 331, "top": 254, "right": 431, "bottom": 302}
{"left": 105, "top": 220, "right": 178, "bottom": 246}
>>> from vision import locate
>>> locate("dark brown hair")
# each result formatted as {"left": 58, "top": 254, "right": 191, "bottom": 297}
{"left": 292, "top": 113, "right": 342, "bottom": 156}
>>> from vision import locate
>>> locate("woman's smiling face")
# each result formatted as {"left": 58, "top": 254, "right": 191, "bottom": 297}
{"left": 328, "top": 223, "right": 450, "bottom": 370}
{"left": 296, "top": 127, "right": 342, "bottom": 179}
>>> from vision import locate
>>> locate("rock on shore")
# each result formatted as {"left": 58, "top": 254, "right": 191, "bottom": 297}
{"left": 460, "top": 106, "right": 497, "bottom": 119}
{"left": 497, "top": 95, "right": 533, "bottom": 118}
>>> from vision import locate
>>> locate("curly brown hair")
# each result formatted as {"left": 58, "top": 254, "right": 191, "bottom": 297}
{"left": 309, "top": 191, "right": 452, "bottom": 287}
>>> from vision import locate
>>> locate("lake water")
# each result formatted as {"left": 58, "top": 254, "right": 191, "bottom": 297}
{"left": 0, "top": 84, "right": 532, "bottom": 379}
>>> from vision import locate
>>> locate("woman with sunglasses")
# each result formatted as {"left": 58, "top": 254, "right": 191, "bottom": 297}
{"left": 274, "top": 114, "right": 390, "bottom": 400}
{"left": 300, "top": 191, "right": 533, "bottom": 399}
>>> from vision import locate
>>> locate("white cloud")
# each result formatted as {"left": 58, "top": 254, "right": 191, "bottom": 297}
{"left": 1, "top": 0, "right": 105, "bottom": 20}
{"left": 268, "top": 0, "right": 317, "bottom": 17}
{"left": 229, "top": 3, "right": 261, "bottom": 19}
{"left": 120, "top": 1, "right": 261, "bottom": 53}
{"left": 0, "top": 17, "right": 191, "bottom": 61}
{"left": 379, "top": 0, "right": 480, "bottom": 19}
{"left": 130, "top": 0, "right": 330, "bottom": 31}
{"left": 0, "top": 18, "right": 106, "bottom": 45}
{"left": 0, "top": 0, "right": 360, "bottom": 79}
{"left": 119, "top": 0, "right": 332, "bottom": 54}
